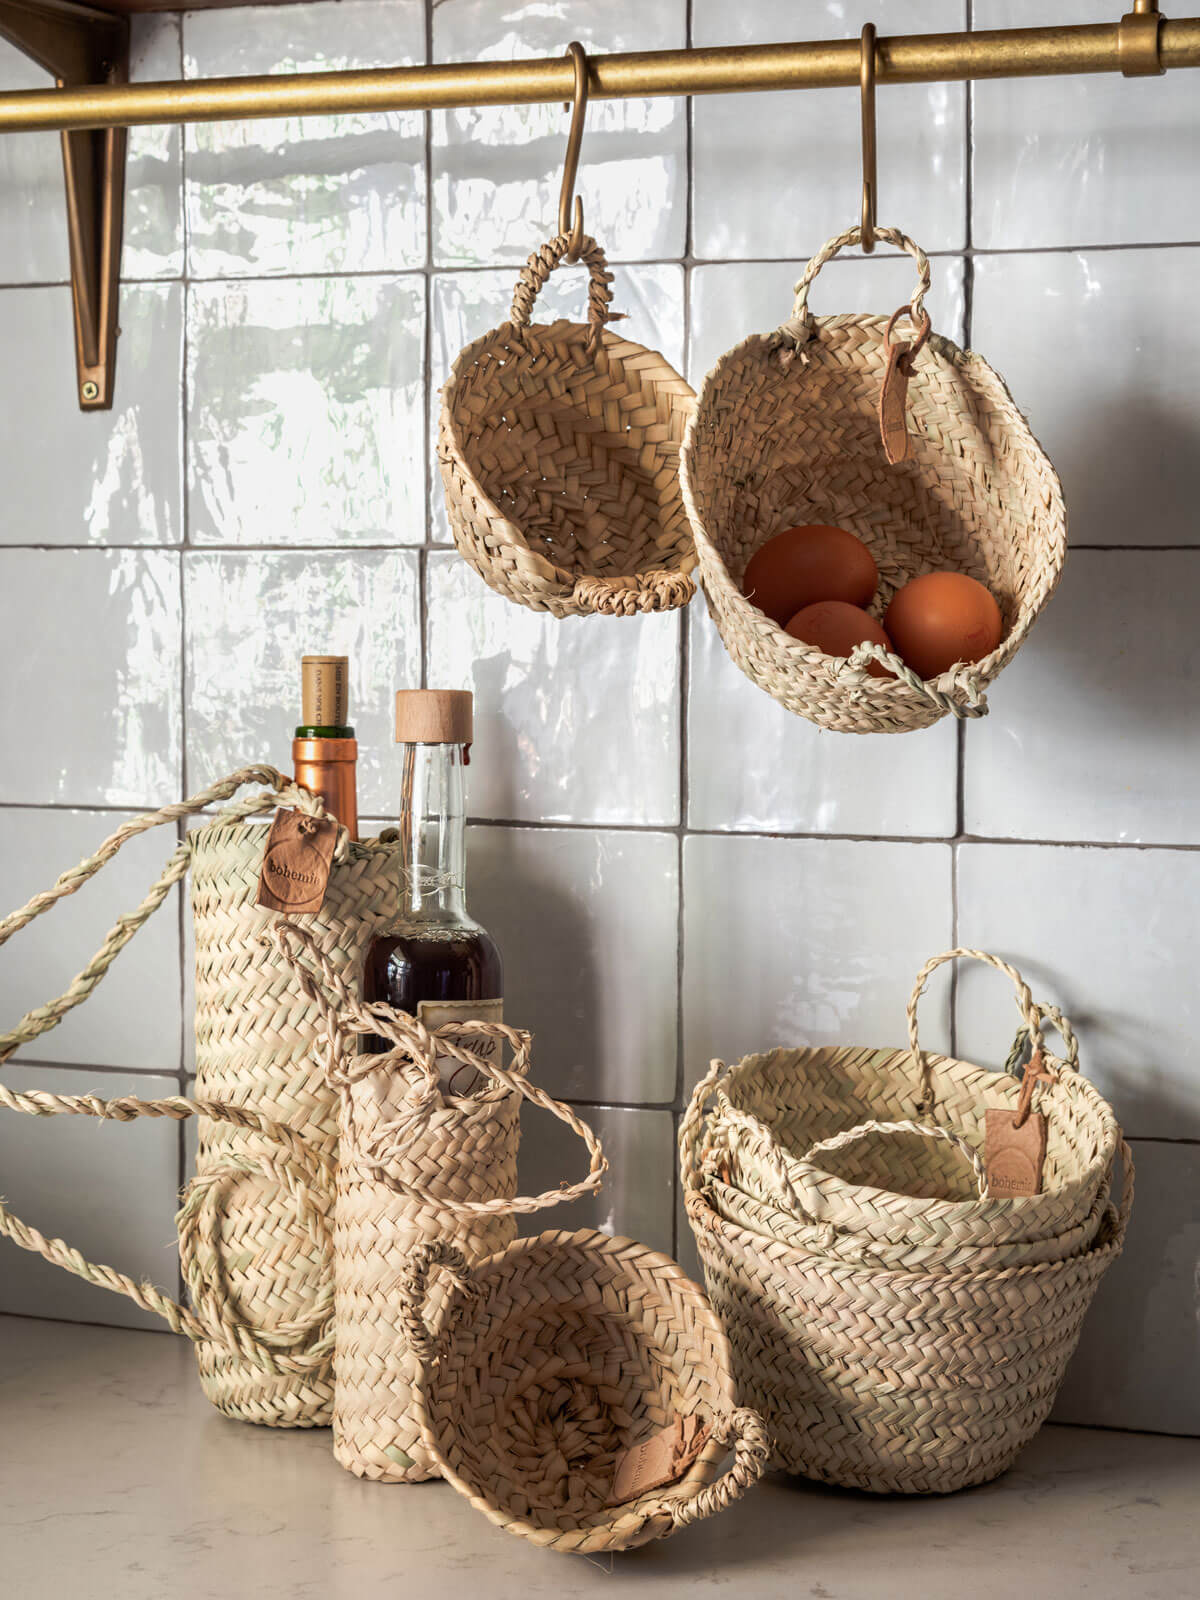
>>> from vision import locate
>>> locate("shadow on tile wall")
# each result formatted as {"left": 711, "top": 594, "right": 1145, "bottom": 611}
{"left": 0, "top": 0, "right": 1196, "bottom": 1438}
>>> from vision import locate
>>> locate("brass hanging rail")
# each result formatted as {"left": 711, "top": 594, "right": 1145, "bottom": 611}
{"left": 0, "top": 17, "right": 1198, "bottom": 134}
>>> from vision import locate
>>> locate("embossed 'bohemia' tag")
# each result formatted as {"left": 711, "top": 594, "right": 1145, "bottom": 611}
{"left": 255, "top": 808, "right": 337, "bottom": 915}
{"left": 610, "top": 1414, "right": 711, "bottom": 1505}
{"left": 984, "top": 1108, "right": 1047, "bottom": 1198}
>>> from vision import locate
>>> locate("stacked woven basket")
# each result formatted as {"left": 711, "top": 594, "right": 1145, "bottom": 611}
{"left": 681, "top": 949, "right": 1133, "bottom": 1495}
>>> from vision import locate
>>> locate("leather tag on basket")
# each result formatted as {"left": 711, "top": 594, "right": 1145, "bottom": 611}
{"left": 255, "top": 809, "right": 338, "bottom": 914}
{"left": 610, "top": 1415, "right": 711, "bottom": 1505}
{"left": 878, "top": 302, "right": 932, "bottom": 466}
{"left": 985, "top": 1051, "right": 1054, "bottom": 1198}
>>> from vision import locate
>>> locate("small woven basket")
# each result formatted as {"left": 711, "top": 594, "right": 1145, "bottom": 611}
{"left": 274, "top": 924, "right": 607, "bottom": 1484}
{"left": 680, "top": 949, "right": 1133, "bottom": 1494}
{"left": 698, "top": 951, "right": 1119, "bottom": 1263}
{"left": 399, "top": 1234, "right": 771, "bottom": 1554}
{"left": 680, "top": 225, "right": 1067, "bottom": 732}
{"left": 439, "top": 231, "right": 697, "bottom": 618}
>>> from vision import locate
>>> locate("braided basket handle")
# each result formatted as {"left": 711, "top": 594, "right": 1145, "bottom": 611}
{"left": 662, "top": 1408, "right": 772, "bottom": 1530}
{"left": 1005, "top": 1001, "right": 1080, "bottom": 1075}
{"left": 679, "top": 1058, "right": 734, "bottom": 1198}
{"left": 787, "top": 223, "right": 932, "bottom": 334}
{"left": 838, "top": 639, "right": 988, "bottom": 720}
{"left": 908, "top": 948, "right": 1084, "bottom": 1114}
{"left": 0, "top": 765, "right": 325, "bottom": 1066}
{"left": 510, "top": 231, "right": 614, "bottom": 354}
{"left": 273, "top": 923, "right": 609, "bottom": 1217}
{"left": 397, "top": 1238, "right": 477, "bottom": 1366}
{"left": 800, "top": 1118, "right": 988, "bottom": 1199}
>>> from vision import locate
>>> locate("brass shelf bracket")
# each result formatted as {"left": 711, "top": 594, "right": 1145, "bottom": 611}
{"left": 1120, "top": 1, "right": 1166, "bottom": 75}
{"left": 0, "top": 0, "right": 129, "bottom": 409}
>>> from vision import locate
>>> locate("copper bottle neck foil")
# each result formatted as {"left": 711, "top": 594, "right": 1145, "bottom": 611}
{"left": 293, "top": 737, "right": 359, "bottom": 842}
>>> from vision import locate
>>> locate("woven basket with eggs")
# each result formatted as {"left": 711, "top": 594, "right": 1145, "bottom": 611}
{"left": 679, "top": 225, "right": 1067, "bottom": 733}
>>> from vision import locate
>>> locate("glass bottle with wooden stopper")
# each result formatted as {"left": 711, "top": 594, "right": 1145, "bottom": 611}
{"left": 293, "top": 654, "right": 359, "bottom": 841}
{"left": 360, "top": 689, "right": 502, "bottom": 1089}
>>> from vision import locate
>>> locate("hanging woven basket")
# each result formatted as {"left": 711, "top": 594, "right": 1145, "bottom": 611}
{"left": 399, "top": 1233, "right": 770, "bottom": 1554}
{"left": 680, "top": 225, "right": 1067, "bottom": 732}
{"left": 438, "top": 231, "right": 697, "bottom": 618}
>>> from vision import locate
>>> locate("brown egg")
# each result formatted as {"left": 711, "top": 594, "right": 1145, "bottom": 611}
{"left": 884, "top": 572, "right": 1004, "bottom": 680}
{"left": 742, "top": 525, "right": 878, "bottom": 628}
{"left": 785, "top": 601, "right": 896, "bottom": 680}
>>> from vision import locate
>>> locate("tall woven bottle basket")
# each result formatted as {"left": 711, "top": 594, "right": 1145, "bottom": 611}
{"left": 679, "top": 225, "right": 1067, "bottom": 732}
{"left": 438, "top": 231, "right": 697, "bottom": 618}
{"left": 680, "top": 949, "right": 1133, "bottom": 1494}
{"left": 398, "top": 1235, "right": 771, "bottom": 1553}
{"left": 0, "top": 769, "right": 401, "bottom": 1428}
{"left": 274, "top": 923, "right": 608, "bottom": 1482}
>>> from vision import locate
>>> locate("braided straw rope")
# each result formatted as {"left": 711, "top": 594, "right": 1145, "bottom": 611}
{"left": 680, "top": 950, "right": 1134, "bottom": 1494}
{"left": 438, "top": 231, "right": 698, "bottom": 618}
{"left": 679, "top": 224, "right": 1066, "bottom": 732}
{"left": 272, "top": 925, "right": 608, "bottom": 1482}
{"left": 0, "top": 767, "right": 403, "bottom": 1427}
{"left": 398, "top": 1234, "right": 771, "bottom": 1553}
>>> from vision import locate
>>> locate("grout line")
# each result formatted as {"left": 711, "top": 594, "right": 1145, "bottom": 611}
{"left": 7, "top": 542, "right": 1199, "bottom": 555}
{"left": 176, "top": 11, "right": 191, "bottom": 1303}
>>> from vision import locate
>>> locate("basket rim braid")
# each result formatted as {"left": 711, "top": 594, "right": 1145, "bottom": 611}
{"left": 679, "top": 224, "right": 1067, "bottom": 732}
{"left": 400, "top": 1232, "right": 771, "bottom": 1554}
{"left": 695, "top": 950, "right": 1120, "bottom": 1255}
{"left": 438, "top": 230, "right": 698, "bottom": 618}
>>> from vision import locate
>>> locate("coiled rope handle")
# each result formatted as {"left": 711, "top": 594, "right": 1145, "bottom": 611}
{"left": 660, "top": 1408, "right": 772, "bottom": 1530}
{"left": 510, "top": 230, "right": 616, "bottom": 356}
{"left": 800, "top": 1119, "right": 988, "bottom": 1198}
{"left": 0, "top": 767, "right": 340, "bottom": 1367}
{"left": 779, "top": 224, "right": 986, "bottom": 720}
{"left": 273, "top": 923, "right": 608, "bottom": 1216}
{"left": 1005, "top": 1001, "right": 1080, "bottom": 1075}
{"left": 396, "top": 1238, "right": 478, "bottom": 1366}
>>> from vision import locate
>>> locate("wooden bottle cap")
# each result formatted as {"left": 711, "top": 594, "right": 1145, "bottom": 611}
{"left": 395, "top": 689, "right": 473, "bottom": 745}
{"left": 301, "top": 655, "right": 349, "bottom": 726}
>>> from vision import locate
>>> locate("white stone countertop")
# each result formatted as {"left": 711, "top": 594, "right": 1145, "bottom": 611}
{"left": 3, "top": 1313, "right": 1198, "bottom": 1600}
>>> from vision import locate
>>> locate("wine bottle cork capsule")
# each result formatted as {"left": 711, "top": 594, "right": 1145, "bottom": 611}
{"left": 395, "top": 689, "right": 473, "bottom": 745}
{"left": 301, "top": 655, "right": 349, "bottom": 727}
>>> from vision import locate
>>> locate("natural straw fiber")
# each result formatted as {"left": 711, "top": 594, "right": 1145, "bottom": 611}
{"left": 439, "top": 231, "right": 697, "bottom": 617}
{"left": 0, "top": 768, "right": 397, "bottom": 1428}
{"left": 680, "top": 225, "right": 1066, "bottom": 731}
{"left": 680, "top": 949, "right": 1132, "bottom": 1494}
{"left": 399, "top": 1234, "right": 771, "bottom": 1552}
{"left": 273, "top": 924, "right": 608, "bottom": 1483}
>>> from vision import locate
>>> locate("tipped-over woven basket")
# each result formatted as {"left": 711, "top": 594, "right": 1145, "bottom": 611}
{"left": 680, "top": 225, "right": 1066, "bottom": 732}
{"left": 399, "top": 1234, "right": 771, "bottom": 1553}
{"left": 439, "top": 231, "right": 697, "bottom": 618}
{"left": 681, "top": 948, "right": 1133, "bottom": 1494}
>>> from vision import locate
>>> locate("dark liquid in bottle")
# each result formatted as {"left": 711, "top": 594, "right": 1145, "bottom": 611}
{"left": 360, "top": 926, "right": 503, "bottom": 1054}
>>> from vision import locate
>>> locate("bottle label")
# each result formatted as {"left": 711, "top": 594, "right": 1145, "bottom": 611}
{"left": 417, "top": 998, "right": 504, "bottom": 1094}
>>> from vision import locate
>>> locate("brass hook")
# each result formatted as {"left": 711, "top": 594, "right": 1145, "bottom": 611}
{"left": 558, "top": 40, "right": 589, "bottom": 263}
{"left": 860, "top": 23, "right": 877, "bottom": 254}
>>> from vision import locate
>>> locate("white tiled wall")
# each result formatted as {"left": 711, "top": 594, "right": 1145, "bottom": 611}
{"left": 0, "top": 1, "right": 1195, "bottom": 1436}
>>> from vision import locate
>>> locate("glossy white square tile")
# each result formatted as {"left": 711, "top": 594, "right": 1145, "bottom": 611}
{"left": 1052, "top": 1139, "right": 1199, "bottom": 1435}
{"left": 431, "top": 0, "right": 687, "bottom": 265}
{"left": 957, "top": 844, "right": 1200, "bottom": 1141}
{"left": 682, "top": 835, "right": 954, "bottom": 1085}
{"left": 0, "top": 284, "right": 183, "bottom": 546}
{"left": 0, "top": 17, "right": 184, "bottom": 283}
{"left": 0, "top": 550, "right": 182, "bottom": 807}
{"left": 973, "top": 0, "right": 1200, "bottom": 249}
{"left": 187, "top": 276, "right": 425, "bottom": 546}
{"left": 425, "top": 553, "right": 681, "bottom": 826}
{"left": 688, "top": 256, "right": 966, "bottom": 383}
{"left": 0, "top": 1065, "right": 182, "bottom": 1331}
{"left": 686, "top": 605, "right": 958, "bottom": 837}
{"left": 963, "top": 551, "right": 1200, "bottom": 845}
{"left": 692, "top": 0, "right": 967, "bottom": 261}
{"left": 465, "top": 825, "right": 678, "bottom": 1103}
{"left": 184, "top": 550, "right": 420, "bottom": 815}
{"left": 429, "top": 262, "right": 686, "bottom": 542}
{"left": 0, "top": 809, "right": 181, "bottom": 1073}
{"left": 972, "top": 249, "right": 1200, "bottom": 547}
{"left": 184, "top": 2, "right": 426, "bottom": 277}
{"left": 517, "top": 1104, "right": 676, "bottom": 1258}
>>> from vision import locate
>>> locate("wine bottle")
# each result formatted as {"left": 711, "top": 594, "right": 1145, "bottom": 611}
{"left": 360, "top": 690, "right": 502, "bottom": 1089}
{"left": 293, "top": 654, "right": 359, "bottom": 841}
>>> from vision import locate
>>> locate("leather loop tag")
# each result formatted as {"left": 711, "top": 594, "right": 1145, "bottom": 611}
{"left": 984, "top": 1108, "right": 1047, "bottom": 1197}
{"left": 610, "top": 1415, "right": 711, "bottom": 1505}
{"left": 878, "top": 302, "right": 931, "bottom": 466}
{"left": 255, "top": 808, "right": 337, "bottom": 914}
